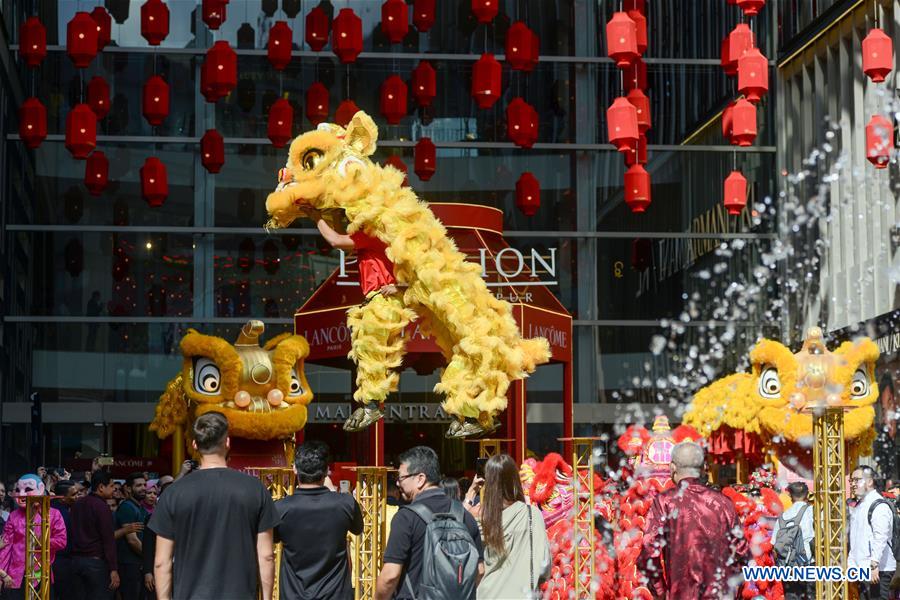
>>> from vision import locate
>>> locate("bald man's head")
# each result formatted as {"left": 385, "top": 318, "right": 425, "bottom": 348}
{"left": 671, "top": 441, "right": 705, "bottom": 482}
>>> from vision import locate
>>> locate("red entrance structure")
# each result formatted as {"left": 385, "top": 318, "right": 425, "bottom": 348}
{"left": 294, "top": 203, "right": 573, "bottom": 464}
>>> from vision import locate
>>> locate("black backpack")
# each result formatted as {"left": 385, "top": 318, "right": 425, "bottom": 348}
{"left": 867, "top": 498, "right": 900, "bottom": 562}
{"left": 401, "top": 501, "right": 480, "bottom": 600}
{"left": 773, "top": 503, "right": 812, "bottom": 567}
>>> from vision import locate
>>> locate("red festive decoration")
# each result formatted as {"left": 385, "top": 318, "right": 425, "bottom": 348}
{"left": 19, "top": 17, "right": 47, "bottom": 68}
{"left": 414, "top": 137, "right": 436, "bottom": 181}
{"left": 471, "top": 0, "right": 498, "bottom": 24}
{"left": 90, "top": 7, "right": 112, "bottom": 51}
{"left": 506, "top": 22, "right": 538, "bottom": 71}
{"left": 305, "top": 6, "right": 329, "bottom": 51}
{"left": 140, "top": 0, "right": 170, "bottom": 46}
{"left": 65, "top": 239, "right": 84, "bottom": 278}
{"left": 622, "top": 57, "right": 647, "bottom": 90}
{"left": 332, "top": 8, "right": 363, "bottom": 63}
{"left": 624, "top": 164, "right": 651, "bottom": 213}
{"left": 736, "top": 0, "right": 765, "bottom": 17}
{"left": 380, "top": 76, "right": 408, "bottom": 125}
{"left": 84, "top": 151, "right": 109, "bottom": 196}
{"left": 18, "top": 98, "right": 47, "bottom": 149}
{"left": 516, "top": 172, "right": 540, "bottom": 217}
{"left": 382, "top": 0, "right": 409, "bottom": 44}
{"left": 722, "top": 100, "right": 735, "bottom": 141}
{"left": 413, "top": 0, "right": 435, "bottom": 32}
{"left": 866, "top": 114, "right": 894, "bottom": 168}
{"left": 623, "top": 0, "right": 645, "bottom": 11}
{"left": 306, "top": 82, "right": 330, "bottom": 125}
{"left": 607, "top": 96, "right": 639, "bottom": 152}
{"left": 624, "top": 134, "right": 648, "bottom": 166}
{"left": 267, "top": 21, "right": 293, "bottom": 70}
{"left": 730, "top": 98, "right": 757, "bottom": 147}
{"left": 67, "top": 12, "right": 99, "bottom": 68}
{"left": 142, "top": 75, "right": 170, "bottom": 126}
{"left": 268, "top": 98, "right": 294, "bottom": 147}
{"left": 384, "top": 155, "right": 409, "bottom": 187}
{"left": 86, "top": 76, "right": 111, "bottom": 121}
{"left": 202, "top": 0, "right": 227, "bottom": 30}
{"left": 737, "top": 47, "right": 769, "bottom": 103}
{"left": 606, "top": 12, "right": 638, "bottom": 68}
{"left": 411, "top": 60, "right": 437, "bottom": 107}
{"left": 723, "top": 24, "right": 754, "bottom": 77}
{"left": 201, "top": 129, "right": 225, "bottom": 173}
{"left": 203, "top": 41, "right": 237, "bottom": 102}
{"left": 626, "top": 88, "right": 651, "bottom": 133}
{"left": 506, "top": 98, "right": 538, "bottom": 148}
{"left": 628, "top": 10, "right": 647, "bottom": 55}
{"left": 631, "top": 238, "right": 652, "bottom": 271}
{"left": 141, "top": 157, "right": 168, "bottom": 207}
{"left": 723, "top": 171, "right": 748, "bottom": 215}
{"left": 863, "top": 28, "right": 893, "bottom": 83}
{"left": 471, "top": 53, "right": 502, "bottom": 109}
{"left": 65, "top": 104, "right": 97, "bottom": 159}
{"left": 335, "top": 99, "right": 361, "bottom": 127}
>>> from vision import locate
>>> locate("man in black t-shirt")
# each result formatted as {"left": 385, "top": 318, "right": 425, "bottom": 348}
{"left": 149, "top": 412, "right": 279, "bottom": 600}
{"left": 276, "top": 441, "right": 364, "bottom": 599}
{"left": 375, "top": 446, "right": 484, "bottom": 600}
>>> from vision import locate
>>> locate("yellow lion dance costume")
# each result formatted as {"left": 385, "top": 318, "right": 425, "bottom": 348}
{"left": 264, "top": 111, "right": 550, "bottom": 437}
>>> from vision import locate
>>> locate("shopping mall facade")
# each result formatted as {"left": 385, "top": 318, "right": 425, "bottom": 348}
{"left": 0, "top": 0, "right": 896, "bottom": 479}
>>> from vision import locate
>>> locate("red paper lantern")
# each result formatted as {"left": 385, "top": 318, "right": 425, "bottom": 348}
{"left": 380, "top": 75, "right": 408, "bottom": 125}
{"left": 332, "top": 8, "right": 363, "bottom": 64}
{"left": 626, "top": 88, "right": 651, "bottom": 133}
{"left": 723, "top": 24, "right": 754, "bottom": 77}
{"left": 471, "top": 53, "right": 502, "bottom": 109}
{"left": 306, "top": 82, "right": 330, "bottom": 125}
{"left": 67, "top": 12, "right": 99, "bottom": 68}
{"left": 84, "top": 151, "right": 109, "bottom": 196}
{"left": 413, "top": 0, "right": 435, "bottom": 32}
{"left": 737, "top": 47, "right": 769, "bottom": 103}
{"left": 201, "top": 129, "right": 225, "bottom": 173}
{"left": 736, "top": 0, "right": 765, "bottom": 17}
{"left": 628, "top": 10, "right": 647, "bottom": 55}
{"left": 866, "top": 114, "right": 894, "bottom": 168}
{"left": 516, "top": 172, "right": 540, "bottom": 217}
{"left": 384, "top": 155, "right": 409, "bottom": 187}
{"left": 204, "top": 41, "right": 237, "bottom": 102}
{"left": 607, "top": 96, "right": 639, "bottom": 152}
{"left": 622, "top": 57, "right": 647, "bottom": 90}
{"left": 606, "top": 12, "right": 638, "bottom": 68}
{"left": 506, "top": 22, "right": 538, "bottom": 71}
{"left": 140, "top": 0, "right": 170, "bottom": 46}
{"left": 267, "top": 21, "right": 293, "bottom": 70}
{"left": 335, "top": 99, "right": 361, "bottom": 127}
{"left": 382, "top": 0, "right": 409, "bottom": 44}
{"left": 65, "top": 239, "right": 84, "bottom": 278}
{"left": 631, "top": 238, "right": 652, "bottom": 271}
{"left": 65, "top": 104, "right": 97, "bottom": 159}
{"left": 19, "top": 17, "right": 47, "bottom": 68}
{"left": 411, "top": 60, "right": 437, "bottom": 107}
{"left": 472, "top": 0, "right": 498, "bottom": 24}
{"left": 863, "top": 28, "right": 893, "bottom": 83}
{"left": 730, "top": 98, "right": 757, "bottom": 147}
{"left": 624, "top": 134, "right": 648, "bottom": 166}
{"left": 414, "top": 137, "right": 436, "bottom": 181}
{"left": 268, "top": 98, "right": 294, "bottom": 147}
{"left": 722, "top": 100, "right": 735, "bottom": 141}
{"left": 141, "top": 157, "right": 168, "bottom": 207}
{"left": 202, "top": 0, "right": 227, "bottom": 30}
{"left": 624, "top": 164, "right": 651, "bottom": 213}
{"left": 85, "top": 76, "right": 110, "bottom": 120}
{"left": 506, "top": 98, "right": 538, "bottom": 148}
{"left": 306, "top": 6, "right": 329, "bottom": 51}
{"left": 90, "top": 7, "right": 112, "bottom": 51}
{"left": 18, "top": 97, "right": 47, "bottom": 149}
{"left": 723, "top": 171, "right": 748, "bottom": 215}
{"left": 142, "top": 75, "right": 170, "bottom": 126}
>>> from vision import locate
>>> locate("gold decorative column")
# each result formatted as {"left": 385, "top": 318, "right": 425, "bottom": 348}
{"left": 353, "top": 467, "right": 389, "bottom": 600}
{"left": 560, "top": 437, "right": 598, "bottom": 599}
{"left": 813, "top": 407, "right": 848, "bottom": 600}
{"left": 24, "top": 495, "right": 51, "bottom": 600}
{"left": 247, "top": 467, "right": 295, "bottom": 600}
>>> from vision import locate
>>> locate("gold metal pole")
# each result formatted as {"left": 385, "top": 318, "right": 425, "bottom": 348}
{"left": 24, "top": 495, "right": 51, "bottom": 600}
{"left": 560, "top": 437, "right": 598, "bottom": 599}
{"left": 353, "top": 467, "right": 388, "bottom": 600}
{"left": 247, "top": 467, "right": 295, "bottom": 600}
{"left": 813, "top": 407, "right": 848, "bottom": 600}
{"left": 172, "top": 424, "right": 185, "bottom": 476}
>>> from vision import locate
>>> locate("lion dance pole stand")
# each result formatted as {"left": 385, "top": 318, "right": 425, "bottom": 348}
{"left": 559, "top": 437, "right": 598, "bottom": 598}
{"left": 24, "top": 496, "right": 51, "bottom": 600}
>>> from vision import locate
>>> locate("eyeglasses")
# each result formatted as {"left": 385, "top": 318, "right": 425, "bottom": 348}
{"left": 396, "top": 473, "right": 420, "bottom": 485}
{"left": 850, "top": 477, "right": 868, "bottom": 483}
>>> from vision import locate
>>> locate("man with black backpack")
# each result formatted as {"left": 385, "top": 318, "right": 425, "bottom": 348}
{"left": 771, "top": 482, "right": 815, "bottom": 599}
{"left": 375, "top": 446, "right": 484, "bottom": 600}
{"left": 849, "top": 466, "right": 898, "bottom": 600}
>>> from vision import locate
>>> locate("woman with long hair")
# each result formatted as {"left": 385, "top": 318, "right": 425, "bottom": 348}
{"left": 477, "top": 454, "right": 550, "bottom": 599}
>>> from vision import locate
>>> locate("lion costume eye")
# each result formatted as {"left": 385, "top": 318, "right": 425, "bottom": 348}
{"left": 850, "top": 368, "right": 869, "bottom": 398}
{"left": 288, "top": 368, "right": 304, "bottom": 397}
{"left": 193, "top": 358, "right": 221, "bottom": 395}
{"left": 301, "top": 148, "right": 324, "bottom": 171}
{"left": 759, "top": 366, "right": 781, "bottom": 399}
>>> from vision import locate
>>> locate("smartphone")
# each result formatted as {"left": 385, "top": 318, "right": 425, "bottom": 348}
{"left": 339, "top": 480, "right": 350, "bottom": 494}
{"left": 475, "top": 457, "right": 488, "bottom": 478}
{"left": 97, "top": 455, "right": 114, "bottom": 466}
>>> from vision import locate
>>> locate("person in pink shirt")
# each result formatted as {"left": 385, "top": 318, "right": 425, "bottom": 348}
{"left": 0, "top": 474, "right": 67, "bottom": 599}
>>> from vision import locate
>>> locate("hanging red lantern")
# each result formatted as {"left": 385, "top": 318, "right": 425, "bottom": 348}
{"left": 723, "top": 24, "right": 754, "bottom": 77}
{"left": 201, "top": 129, "right": 225, "bottom": 173}
{"left": 722, "top": 100, "right": 735, "bottom": 141}
{"left": 730, "top": 98, "right": 757, "bottom": 147}
{"left": 723, "top": 171, "right": 748, "bottom": 215}
{"left": 866, "top": 114, "right": 894, "bottom": 168}
{"left": 67, "top": 12, "right": 99, "bottom": 68}
{"left": 472, "top": 0, "right": 498, "bottom": 24}
{"left": 607, "top": 96, "right": 639, "bottom": 152}
{"left": 631, "top": 238, "right": 652, "bottom": 271}
{"left": 626, "top": 88, "right": 651, "bottom": 133}
{"left": 737, "top": 47, "right": 769, "bottom": 103}
{"left": 332, "top": 8, "right": 363, "bottom": 63}
{"left": 18, "top": 97, "right": 47, "bottom": 149}
{"left": 87, "top": 76, "right": 111, "bottom": 120}
{"left": 268, "top": 98, "right": 294, "bottom": 147}
{"left": 413, "top": 0, "right": 435, "bottom": 32}
{"left": 65, "top": 239, "right": 84, "bottom": 278}
{"left": 90, "top": 7, "right": 112, "bottom": 51}
{"left": 506, "top": 98, "right": 538, "bottom": 148}
{"left": 863, "top": 28, "right": 893, "bottom": 83}
{"left": 84, "top": 151, "right": 109, "bottom": 196}
{"left": 140, "top": 0, "right": 170, "bottom": 46}
{"left": 204, "top": 41, "right": 237, "bottom": 101}
{"left": 606, "top": 12, "right": 638, "bottom": 68}
{"left": 506, "top": 22, "right": 538, "bottom": 71}
{"left": 622, "top": 57, "right": 647, "bottom": 90}
{"left": 382, "top": 0, "right": 409, "bottom": 44}
{"left": 628, "top": 10, "right": 647, "bottom": 55}
{"left": 19, "top": 17, "right": 47, "bottom": 68}
{"left": 384, "top": 155, "right": 409, "bottom": 187}
{"left": 306, "top": 82, "right": 330, "bottom": 125}
{"left": 380, "top": 75, "right": 408, "bottom": 125}
{"left": 335, "top": 99, "right": 361, "bottom": 127}
{"left": 624, "top": 164, "right": 651, "bottom": 213}
{"left": 414, "top": 137, "right": 436, "bottom": 181}
{"left": 65, "top": 104, "right": 97, "bottom": 159}
{"left": 142, "top": 75, "right": 170, "bottom": 126}
{"left": 267, "top": 21, "right": 293, "bottom": 70}
{"left": 516, "top": 172, "right": 540, "bottom": 217}
{"left": 624, "top": 134, "right": 648, "bottom": 166}
{"left": 202, "top": 0, "right": 227, "bottom": 30}
{"left": 472, "top": 53, "right": 502, "bottom": 109}
{"left": 306, "top": 6, "right": 329, "bottom": 51}
{"left": 411, "top": 60, "right": 437, "bottom": 107}
{"left": 141, "top": 157, "right": 168, "bottom": 207}
{"left": 735, "top": 0, "right": 765, "bottom": 17}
